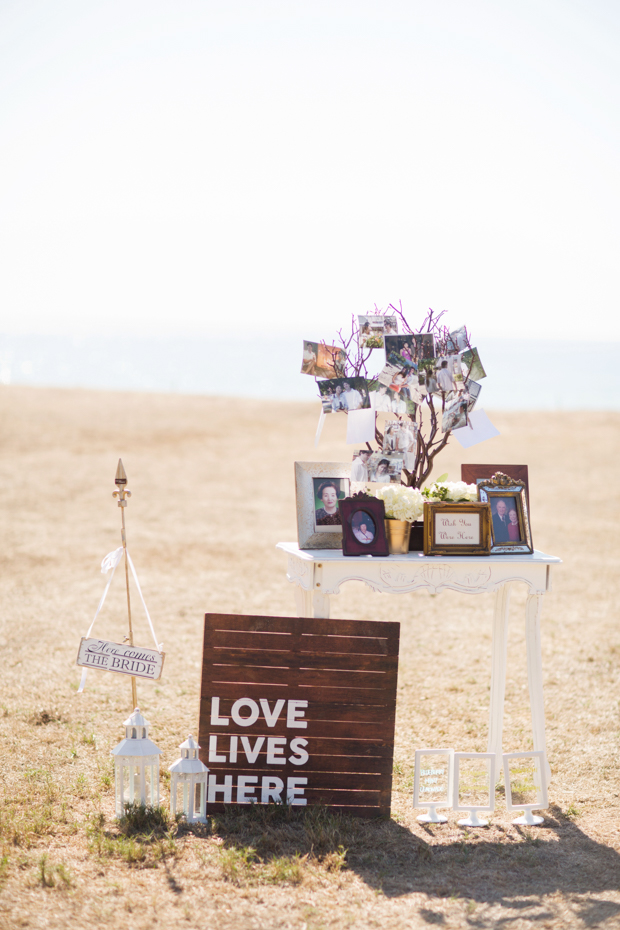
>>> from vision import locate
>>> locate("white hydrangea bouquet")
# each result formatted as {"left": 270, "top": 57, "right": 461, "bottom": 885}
{"left": 422, "top": 475, "right": 478, "bottom": 504}
{"left": 375, "top": 485, "right": 425, "bottom": 522}
{"left": 376, "top": 474, "right": 477, "bottom": 523}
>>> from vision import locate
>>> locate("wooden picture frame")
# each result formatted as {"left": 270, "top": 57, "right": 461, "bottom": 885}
{"left": 339, "top": 494, "right": 389, "bottom": 557}
{"left": 295, "top": 462, "right": 351, "bottom": 550}
{"left": 461, "top": 464, "right": 530, "bottom": 512}
{"left": 477, "top": 473, "right": 533, "bottom": 554}
{"left": 423, "top": 501, "right": 491, "bottom": 556}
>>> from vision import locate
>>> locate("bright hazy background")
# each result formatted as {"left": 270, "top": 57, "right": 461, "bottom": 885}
{"left": 1, "top": 0, "right": 619, "bottom": 345}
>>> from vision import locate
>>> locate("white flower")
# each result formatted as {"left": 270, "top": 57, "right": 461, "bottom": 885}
{"left": 375, "top": 485, "right": 425, "bottom": 522}
{"left": 424, "top": 480, "right": 478, "bottom": 502}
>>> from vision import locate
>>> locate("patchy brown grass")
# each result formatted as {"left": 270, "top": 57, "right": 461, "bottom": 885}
{"left": 0, "top": 386, "right": 619, "bottom": 929}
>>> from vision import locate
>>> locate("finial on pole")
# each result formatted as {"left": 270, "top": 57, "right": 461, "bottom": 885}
{"left": 115, "top": 459, "right": 128, "bottom": 485}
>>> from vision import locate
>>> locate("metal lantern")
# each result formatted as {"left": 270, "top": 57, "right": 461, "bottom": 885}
{"left": 169, "top": 735, "right": 209, "bottom": 823}
{"left": 111, "top": 707, "right": 162, "bottom": 817}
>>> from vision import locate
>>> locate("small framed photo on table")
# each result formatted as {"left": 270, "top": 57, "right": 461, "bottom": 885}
{"left": 477, "top": 473, "right": 533, "bottom": 554}
{"left": 295, "top": 462, "right": 351, "bottom": 550}
{"left": 338, "top": 494, "right": 389, "bottom": 557}
{"left": 423, "top": 502, "right": 491, "bottom": 556}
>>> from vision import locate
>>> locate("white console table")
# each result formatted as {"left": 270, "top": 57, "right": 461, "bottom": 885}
{"left": 276, "top": 542, "right": 562, "bottom": 786}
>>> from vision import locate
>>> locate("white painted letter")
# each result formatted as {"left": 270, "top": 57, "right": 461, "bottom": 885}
{"left": 210, "top": 696, "right": 229, "bottom": 726}
{"left": 231, "top": 698, "right": 260, "bottom": 727}
{"left": 261, "top": 776, "right": 284, "bottom": 804}
{"left": 266, "top": 737, "right": 287, "bottom": 765}
{"left": 208, "top": 734, "right": 226, "bottom": 763}
{"left": 288, "top": 738, "right": 309, "bottom": 766}
{"left": 208, "top": 774, "right": 233, "bottom": 804}
{"left": 259, "top": 698, "right": 286, "bottom": 727}
{"left": 229, "top": 734, "right": 238, "bottom": 764}
{"left": 286, "top": 777, "right": 308, "bottom": 806}
{"left": 237, "top": 776, "right": 258, "bottom": 804}
{"left": 287, "top": 700, "right": 308, "bottom": 729}
{"left": 240, "top": 735, "right": 265, "bottom": 763}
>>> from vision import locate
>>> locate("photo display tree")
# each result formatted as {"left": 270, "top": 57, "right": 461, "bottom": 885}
{"left": 302, "top": 304, "right": 487, "bottom": 489}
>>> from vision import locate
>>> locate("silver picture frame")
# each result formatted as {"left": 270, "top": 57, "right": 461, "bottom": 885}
{"left": 295, "top": 462, "right": 352, "bottom": 550}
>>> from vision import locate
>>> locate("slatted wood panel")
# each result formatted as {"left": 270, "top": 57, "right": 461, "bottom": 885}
{"left": 199, "top": 613, "right": 400, "bottom": 818}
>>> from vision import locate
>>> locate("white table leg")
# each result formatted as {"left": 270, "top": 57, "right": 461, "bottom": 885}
{"left": 294, "top": 586, "right": 313, "bottom": 618}
{"left": 312, "top": 592, "right": 331, "bottom": 619}
{"left": 525, "top": 593, "right": 551, "bottom": 787}
{"left": 487, "top": 583, "right": 511, "bottom": 762}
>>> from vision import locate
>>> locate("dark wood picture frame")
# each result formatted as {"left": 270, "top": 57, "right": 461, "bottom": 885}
{"left": 477, "top": 474, "right": 533, "bottom": 554}
{"left": 423, "top": 501, "right": 492, "bottom": 556}
{"left": 338, "top": 494, "right": 389, "bottom": 557}
{"left": 461, "top": 464, "right": 530, "bottom": 512}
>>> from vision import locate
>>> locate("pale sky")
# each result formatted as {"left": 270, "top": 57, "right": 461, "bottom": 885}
{"left": 1, "top": 0, "right": 619, "bottom": 341}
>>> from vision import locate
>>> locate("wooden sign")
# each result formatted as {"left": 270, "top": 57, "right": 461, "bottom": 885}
{"left": 76, "top": 638, "right": 164, "bottom": 681}
{"left": 199, "top": 613, "right": 400, "bottom": 818}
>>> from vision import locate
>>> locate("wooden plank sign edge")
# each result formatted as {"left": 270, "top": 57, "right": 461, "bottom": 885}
{"left": 199, "top": 612, "right": 400, "bottom": 818}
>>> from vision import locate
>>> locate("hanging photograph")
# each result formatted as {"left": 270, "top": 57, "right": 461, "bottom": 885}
{"left": 301, "top": 340, "right": 347, "bottom": 378}
{"left": 460, "top": 346, "right": 486, "bottom": 381}
{"left": 317, "top": 377, "right": 371, "bottom": 413}
{"left": 351, "top": 449, "right": 404, "bottom": 484}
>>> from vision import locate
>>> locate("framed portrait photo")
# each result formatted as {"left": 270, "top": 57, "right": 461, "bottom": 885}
{"left": 295, "top": 462, "right": 351, "bottom": 549}
{"left": 477, "top": 474, "right": 533, "bottom": 554}
{"left": 338, "top": 494, "right": 389, "bottom": 557}
{"left": 423, "top": 501, "right": 491, "bottom": 556}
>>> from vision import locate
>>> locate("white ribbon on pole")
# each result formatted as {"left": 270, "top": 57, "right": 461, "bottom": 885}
{"left": 125, "top": 550, "right": 163, "bottom": 653}
{"left": 78, "top": 546, "right": 162, "bottom": 693}
{"left": 314, "top": 408, "right": 326, "bottom": 447}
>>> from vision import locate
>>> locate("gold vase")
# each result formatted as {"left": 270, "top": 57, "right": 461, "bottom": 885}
{"left": 384, "top": 519, "right": 412, "bottom": 555}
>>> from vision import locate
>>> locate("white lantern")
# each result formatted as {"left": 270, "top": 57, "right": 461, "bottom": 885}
{"left": 169, "top": 735, "right": 209, "bottom": 823}
{"left": 111, "top": 707, "right": 162, "bottom": 817}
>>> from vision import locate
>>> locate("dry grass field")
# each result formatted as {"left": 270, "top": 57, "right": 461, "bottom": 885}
{"left": 0, "top": 385, "right": 619, "bottom": 930}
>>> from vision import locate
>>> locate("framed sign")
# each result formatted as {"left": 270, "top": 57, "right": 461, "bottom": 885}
{"left": 502, "top": 750, "right": 548, "bottom": 826}
{"left": 413, "top": 749, "right": 454, "bottom": 823}
{"left": 423, "top": 502, "right": 491, "bottom": 556}
{"left": 461, "top": 464, "right": 530, "bottom": 512}
{"left": 198, "top": 613, "right": 400, "bottom": 817}
{"left": 477, "top": 473, "right": 533, "bottom": 554}
{"left": 338, "top": 494, "right": 389, "bottom": 557}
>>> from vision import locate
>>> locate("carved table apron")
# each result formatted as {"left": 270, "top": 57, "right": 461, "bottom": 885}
{"left": 277, "top": 543, "right": 562, "bottom": 787}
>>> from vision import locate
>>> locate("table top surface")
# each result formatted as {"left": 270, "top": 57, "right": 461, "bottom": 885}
{"left": 277, "top": 542, "right": 562, "bottom": 565}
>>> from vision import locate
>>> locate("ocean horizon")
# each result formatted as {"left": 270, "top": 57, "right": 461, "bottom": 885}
{"left": 0, "top": 333, "right": 618, "bottom": 410}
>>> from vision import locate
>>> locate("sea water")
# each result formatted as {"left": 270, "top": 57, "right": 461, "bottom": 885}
{"left": 0, "top": 334, "right": 617, "bottom": 410}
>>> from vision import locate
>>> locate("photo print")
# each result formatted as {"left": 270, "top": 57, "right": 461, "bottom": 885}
{"left": 301, "top": 340, "right": 347, "bottom": 379}
{"left": 445, "top": 326, "right": 469, "bottom": 355}
{"left": 441, "top": 394, "right": 469, "bottom": 432}
{"left": 358, "top": 314, "right": 399, "bottom": 348}
{"left": 442, "top": 378, "right": 482, "bottom": 432}
{"left": 384, "top": 335, "right": 419, "bottom": 370}
{"left": 382, "top": 419, "right": 417, "bottom": 466}
{"left": 370, "top": 381, "right": 417, "bottom": 416}
{"left": 460, "top": 347, "right": 486, "bottom": 381}
{"left": 351, "top": 509, "right": 376, "bottom": 544}
{"left": 317, "top": 377, "right": 371, "bottom": 413}
{"left": 312, "top": 477, "right": 350, "bottom": 533}
{"left": 490, "top": 496, "right": 522, "bottom": 543}
{"left": 358, "top": 315, "right": 385, "bottom": 349}
{"left": 352, "top": 449, "right": 404, "bottom": 484}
